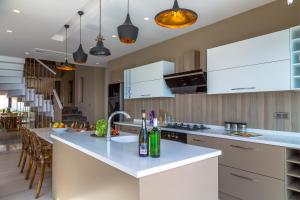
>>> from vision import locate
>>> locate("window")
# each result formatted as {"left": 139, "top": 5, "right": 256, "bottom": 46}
{"left": 0, "top": 95, "right": 8, "bottom": 110}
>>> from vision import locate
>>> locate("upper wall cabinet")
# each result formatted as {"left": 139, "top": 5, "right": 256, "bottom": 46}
{"left": 124, "top": 61, "right": 175, "bottom": 99}
{"left": 207, "top": 29, "right": 292, "bottom": 94}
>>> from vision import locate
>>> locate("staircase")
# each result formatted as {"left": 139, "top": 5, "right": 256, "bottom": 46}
{"left": 0, "top": 56, "right": 57, "bottom": 128}
{"left": 62, "top": 107, "right": 88, "bottom": 127}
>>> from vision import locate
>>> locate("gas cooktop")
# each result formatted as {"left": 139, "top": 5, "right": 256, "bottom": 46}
{"left": 164, "top": 123, "right": 210, "bottom": 131}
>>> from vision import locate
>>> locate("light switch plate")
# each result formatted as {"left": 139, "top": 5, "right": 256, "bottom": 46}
{"left": 273, "top": 112, "right": 290, "bottom": 119}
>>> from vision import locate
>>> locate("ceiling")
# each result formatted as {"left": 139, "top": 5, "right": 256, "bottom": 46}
{"left": 0, "top": 0, "right": 275, "bottom": 67}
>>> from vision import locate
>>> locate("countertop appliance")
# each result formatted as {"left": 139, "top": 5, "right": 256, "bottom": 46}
{"left": 163, "top": 69, "right": 207, "bottom": 94}
{"left": 164, "top": 122, "right": 210, "bottom": 131}
{"left": 161, "top": 130, "right": 187, "bottom": 143}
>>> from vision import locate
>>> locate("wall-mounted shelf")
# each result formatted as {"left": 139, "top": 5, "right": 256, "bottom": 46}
{"left": 291, "top": 25, "right": 300, "bottom": 90}
{"left": 287, "top": 148, "right": 300, "bottom": 200}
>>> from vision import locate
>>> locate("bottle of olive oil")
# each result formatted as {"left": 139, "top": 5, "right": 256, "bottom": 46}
{"left": 139, "top": 110, "right": 149, "bottom": 157}
{"left": 150, "top": 118, "right": 160, "bottom": 158}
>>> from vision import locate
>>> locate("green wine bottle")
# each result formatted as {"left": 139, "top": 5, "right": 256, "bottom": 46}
{"left": 150, "top": 118, "right": 160, "bottom": 158}
{"left": 139, "top": 110, "right": 149, "bottom": 157}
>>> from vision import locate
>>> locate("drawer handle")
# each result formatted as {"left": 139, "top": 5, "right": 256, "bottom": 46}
{"left": 141, "top": 94, "right": 151, "bottom": 97}
{"left": 231, "top": 173, "right": 257, "bottom": 182}
{"left": 193, "top": 138, "right": 206, "bottom": 143}
{"left": 230, "top": 144, "right": 254, "bottom": 150}
{"left": 231, "top": 87, "right": 256, "bottom": 91}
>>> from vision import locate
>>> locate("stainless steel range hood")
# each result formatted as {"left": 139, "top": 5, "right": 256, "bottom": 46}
{"left": 164, "top": 69, "right": 207, "bottom": 94}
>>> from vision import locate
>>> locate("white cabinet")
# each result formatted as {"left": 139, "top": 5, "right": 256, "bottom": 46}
{"left": 124, "top": 61, "right": 175, "bottom": 99}
{"left": 208, "top": 60, "right": 291, "bottom": 94}
{"left": 207, "top": 29, "right": 290, "bottom": 72}
{"left": 207, "top": 29, "right": 291, "bottom": 94}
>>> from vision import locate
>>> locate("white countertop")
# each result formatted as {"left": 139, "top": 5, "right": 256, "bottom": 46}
{"left": 30, "top": 128, "right": 53, "bottom": 144}
{"left": 50, "top": 131, "right": 221, "bottom": 178}
{"left": 115, "top": 122, "right": 300, "bottom": 149}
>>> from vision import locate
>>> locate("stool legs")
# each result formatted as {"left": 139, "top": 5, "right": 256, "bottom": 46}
{"left": 35, "top": 161, "right": 46, "bottom": 199}
{"left": 29, "top": 162, "right": 37, "bottom": 189}
{"left": 25, "top": 158, "right": 33, "bottom": 180}
{"left": 20, "top": 153, "right": 27, "bottom": 173}
{"left": 17, "top": 150, "right": 24, "bottom": 167}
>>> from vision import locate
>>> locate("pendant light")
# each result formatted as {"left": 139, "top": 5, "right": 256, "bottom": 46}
{"left": 89, "top": 0, "right": 111, "bottom": 56}
{"left": 155, "top": 0, "right": 198, "bottom": 29}
{"left": 73, "top": 11, "right": 88, "bottom": 63}
{"left": 117, "top": 0, "right": 139, "bottom": 44}
{"left": 57, "top": 25, "right": 76, "bottom": 71}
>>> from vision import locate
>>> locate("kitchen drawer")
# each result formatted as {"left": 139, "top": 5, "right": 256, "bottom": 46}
{"left": 219, "top": 138, "right": 285, "bottom": 180}
{"left": 219, "top": 165, "right": 285, "bottom": 200}
{"left": 116, "top": 125, "right": 139, "bottom": 134}
{"left": 219, "top": 192, "right": 241, "bottom": 200}
{"left": 187, "top": 134, "right": 220, "bottom": 149}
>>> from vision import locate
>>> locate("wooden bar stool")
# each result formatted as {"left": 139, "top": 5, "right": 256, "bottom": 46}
{"left": 29, "top": 132, "right": 52, "bottom": 199}
{"left": 17, "top": 127, "right": 27, "bottom": 167}
{"left": 19, "top": 128, "right": 31, "bottom": 173}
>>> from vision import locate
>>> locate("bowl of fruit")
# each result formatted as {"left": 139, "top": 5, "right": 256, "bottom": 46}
{"left": 52, "top": 122, "right": 68, "bottom": 133}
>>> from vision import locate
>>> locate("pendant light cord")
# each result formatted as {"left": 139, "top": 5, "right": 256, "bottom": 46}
{"left": 65, "top": 26, "right": 68, "bottom": 60}
{"left": 99, "top": 0, "right": 102, "bottom": 38}
{"left": 127, "top": 0, "right": 129, "bottom": 14}
{"left": 80, "top": 14, "right": 82, "bottom": 43}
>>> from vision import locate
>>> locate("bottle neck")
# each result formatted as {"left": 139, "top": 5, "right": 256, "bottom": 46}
{"left": 142, "top": 117, "right": 146, "bottom": 128}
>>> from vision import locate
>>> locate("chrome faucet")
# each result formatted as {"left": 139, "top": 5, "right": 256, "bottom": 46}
{"left": 107, "top": 111, "right": 131, "bottom": 141}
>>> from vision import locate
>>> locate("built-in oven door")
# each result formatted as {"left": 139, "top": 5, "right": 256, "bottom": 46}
{"left": 161, "top": 130, "right": 187, "bottom": 143}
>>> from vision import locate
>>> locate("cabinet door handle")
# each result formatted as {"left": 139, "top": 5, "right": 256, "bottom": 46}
{"left": 231, "top": 87, "right": 256, "bottom": 91}
{"left": 231, "top": 173, "right": 257, "bottom": 182}
{"left": 192, "top": 138, "right": 206, "bottom": 143}
{"left": 230, "top": 144, "right": 254, "bottom": 150}
{"left": 141, "top": 94, "right": 151, "bottom": 97}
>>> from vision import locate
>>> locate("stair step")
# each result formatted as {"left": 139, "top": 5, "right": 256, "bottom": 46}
{"left": 0, "top": 62, "right": 24, "bottom": 71}
{"left": 0, "top": 76, "right": 24, "bottom": 84}
{"left": 0, "top": 55, "right": 25, "bottom": 64}
{"left": 0, "top": 83, "right": 25, "bottom": 91}
{"left": 7, "top": 89, "right": 26, "bottom": 97}
{"left": 0, "top": 69, "right": 23, "bottom": 77}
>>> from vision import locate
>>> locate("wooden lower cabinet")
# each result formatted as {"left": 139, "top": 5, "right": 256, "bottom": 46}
{"left": 115, "top": 124, "right": 140, "bottom": 134}
{"left": 187, "top": 134, "right": 286, "bottom": 200}
{"left": 219, "top": 165, "right": 285, "bottom": 200}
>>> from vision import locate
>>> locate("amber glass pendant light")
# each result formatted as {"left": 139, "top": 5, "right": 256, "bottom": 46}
{"left": 57, "top": 25, "right": 76, "bottom": 71}
{"left": 155, "top": 0, "right": 198, "bottom": 29}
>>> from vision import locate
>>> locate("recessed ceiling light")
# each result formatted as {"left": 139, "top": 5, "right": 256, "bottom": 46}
{"left": 13, "top": 9, "right": 21, "bottom": 14}
{"left": 96, "top": 62, "right": 99, "bottom": 64}
{"left": 287, "top": 0, "right": 294, "bottom": 5}
{"left": 6, "top": 29, "right": 13, "bottom": 33}
{"left": 144, "top": 17, "right": 150, "bottom": 21}
{"left": 112, "top": 35, "right": 117, "bottom": 38}
{"left": 25, "top": 52, "right": 30, "bottom": 55}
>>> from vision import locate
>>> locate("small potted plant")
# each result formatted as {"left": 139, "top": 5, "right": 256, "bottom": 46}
{"left": 95, "top": 119, "right": 108, "bottom": 137}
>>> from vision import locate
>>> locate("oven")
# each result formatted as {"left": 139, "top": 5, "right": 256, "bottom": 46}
{"left": 161, "top": 130, "right": 187, "bottom": 144}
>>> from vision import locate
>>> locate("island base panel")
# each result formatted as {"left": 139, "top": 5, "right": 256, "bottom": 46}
{"left": 53, "top": 140, "right": 218, "bottom": 200}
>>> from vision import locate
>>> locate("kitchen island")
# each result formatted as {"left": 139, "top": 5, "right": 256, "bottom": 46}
{"left": 51, "top": 131, "right": 221, "bottom": 200}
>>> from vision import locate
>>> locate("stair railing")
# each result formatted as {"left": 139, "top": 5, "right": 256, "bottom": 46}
{"left": 53, "top": 89, "right": 62, "bottom": 123}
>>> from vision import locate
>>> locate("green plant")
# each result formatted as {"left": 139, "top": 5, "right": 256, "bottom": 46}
{"left": 96, "top": 119, "right": 108, "bottom": 137}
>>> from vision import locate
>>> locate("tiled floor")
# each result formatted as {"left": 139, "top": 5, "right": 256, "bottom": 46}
{"left": 0, "top": 131, "right": 52, "bottom": 200}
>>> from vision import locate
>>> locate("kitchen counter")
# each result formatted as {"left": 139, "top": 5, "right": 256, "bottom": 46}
{"left": 51, "top": 130, "right": 221, "bottom": 200}
{"left": 115, "top": 121, "right": 300, "bottom": 149}
{"left": 51, "top": 131, "right": 221, "bottom": 178}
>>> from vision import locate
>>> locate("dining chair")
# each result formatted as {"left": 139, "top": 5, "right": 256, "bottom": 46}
{"left": 17, "top": 127, "right": 26, "bottom": 168}
{"left": 28, "top": 132, "right": 52, "bottom": 199}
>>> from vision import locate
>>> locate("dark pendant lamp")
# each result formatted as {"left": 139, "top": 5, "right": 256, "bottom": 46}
{"left": 155, "top": 0, "right": 198, "bottom": 29}
{"left": 73, "top": 11, "right": 88, "bottom": 63}
{"left": 89, "top": 0, "right": 111, "bottom": 56}
{"left": 117, "top": 0, "right": 139, "bottom": 44}
{"left": 57, "top": 25, "right": 76, "bottom": 71}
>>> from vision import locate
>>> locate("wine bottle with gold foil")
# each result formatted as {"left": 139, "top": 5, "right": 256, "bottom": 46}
{"left": 139, "top": 110, "right": 149, "bottom": 157}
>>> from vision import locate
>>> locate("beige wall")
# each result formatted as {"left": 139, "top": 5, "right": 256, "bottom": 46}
{"left": 75, "top": 66, "right": 105, "bottom": 124}
{"left": 60, "top": 71, "right": 75, "bottom": 107}
{"left": 105, "top": 0, "right": 300, "bottom": 131}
